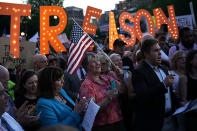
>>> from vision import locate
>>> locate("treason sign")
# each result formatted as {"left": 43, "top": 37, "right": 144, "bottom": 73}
{"left": 0, "top": 2, "right": 178, "bottom": 58}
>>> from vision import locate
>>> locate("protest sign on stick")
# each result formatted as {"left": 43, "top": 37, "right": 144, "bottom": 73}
{"left": 0, "top": 37, "right": 35, "bottom": 69}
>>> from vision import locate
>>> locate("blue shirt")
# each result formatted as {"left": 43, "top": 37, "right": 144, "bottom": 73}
{"left": 37, "top": 89, "right": 81, "bottom": 130}
{"left": 145, "top": 61, "right": 172, "bottom": 113}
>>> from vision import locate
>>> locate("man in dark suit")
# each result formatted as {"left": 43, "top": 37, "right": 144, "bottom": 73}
{"left": 62, "top": 71, "right": 81, "bottom": 102}
{"left": 132, "top": 38, "right": 175, "bottom": 131}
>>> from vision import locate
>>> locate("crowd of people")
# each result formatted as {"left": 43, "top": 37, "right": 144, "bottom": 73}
{"left": 0, "top": 25, "right": 197, "bottom": 131}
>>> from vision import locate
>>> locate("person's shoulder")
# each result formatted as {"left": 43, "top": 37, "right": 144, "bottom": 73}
{"left": 169, "top": 45, "right": 177, "bottom": 51}
{"left": 133, "top": 62, "right": 151, "bottom": 77}
{"left": 59, "top": 89, "right": 69, "bottom": 98}
{"left": 80, "top": 77, "right": 93, "bottom": 87}
{"left": 37, "top": 97, "right": 53, "bottom": 106}
{"left": 134, "top": 62, "right": 146, "bottom": 71}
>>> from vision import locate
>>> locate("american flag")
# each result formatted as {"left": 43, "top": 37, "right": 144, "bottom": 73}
{"left": 66, "top": 21, "right": 95, "bottom": 75}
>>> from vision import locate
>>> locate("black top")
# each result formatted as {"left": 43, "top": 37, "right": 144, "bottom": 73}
{"left": 14, "top": 95, "right": 40, "bottom": 131}
{"left": 187, "top": 74, "right": 197, "bottom": 101}
{"left": 122, "top": 57, "right": 134, "bottom": 72}
{"left": 14, "top": 95, "right": 38, "bottom": 109}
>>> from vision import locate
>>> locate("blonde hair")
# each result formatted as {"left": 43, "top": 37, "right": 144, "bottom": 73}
{"left": 98, "top": 53, "right": 111, "bottom": 71}
{"left": 171, "top": 51, "right": 186, "bottom": 70}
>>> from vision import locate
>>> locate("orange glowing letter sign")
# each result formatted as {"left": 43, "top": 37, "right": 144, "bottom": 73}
{"left": 40, "top": 6, "right": 67, "bottom": 55}
{"left": 0, "top": 2, "right": 31, "bottom": 58}
{"left": 134, "top": 9, "right": 155, "bottom": 41}
{"left": 109, "top": 11, "right": 119, "bottom": 50}
{"left": 0, "top": 2, "right": 179, "bottom": 58}
{"left": 83, "top": 6, "right": 102, "bottom": 35}
{"left": 153, "top": 5, "right": 178, "bottom": 39}
{"left": 119, "top": 12, "right": 136, "bottom": 46}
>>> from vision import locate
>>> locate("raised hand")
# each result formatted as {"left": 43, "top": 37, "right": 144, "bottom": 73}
{"left": 74, "top": 98, "right": 89, "bottom": 115}
{"left": 164, "top": 74, "right": 175, "bottom": 87}
{"left": 111, "top": 64, "right": 124, "bottom": 79}
{"left": 14, "top": 101, "right": 39, "bottom": 126}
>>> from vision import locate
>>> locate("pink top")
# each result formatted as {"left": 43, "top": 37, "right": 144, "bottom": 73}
{"left": 79, "top": 75, "right": 123, "bottom": 126}
{"left": 107, "top": 71, "right": 119, "bottom": 81}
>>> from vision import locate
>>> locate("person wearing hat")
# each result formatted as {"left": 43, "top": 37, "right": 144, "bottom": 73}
{"left": 112, "top": 39, "right": 134, "bottom": 72}
{"left": 111, "top": 39, "right": 134, "bottom": 131}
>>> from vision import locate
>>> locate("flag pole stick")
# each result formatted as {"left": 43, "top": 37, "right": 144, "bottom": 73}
{"left": 72, "top": 18, "right": 116, "bottom": 67}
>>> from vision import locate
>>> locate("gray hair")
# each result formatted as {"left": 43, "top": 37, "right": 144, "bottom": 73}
{"left": 82, "top": 52, "right": 98, "bottom": 71}
{"left": 98, "top": 53, "right": 111, "bottom": 71}
{"left": 110, "top": 53, "right": 121, "bottom": 62}
{"left": 0, "top": 65, "right": 9, "bottom": 80}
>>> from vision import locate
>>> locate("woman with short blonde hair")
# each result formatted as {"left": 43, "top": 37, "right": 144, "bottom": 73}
{"left": 170, "top": 51, "right": 187, "bottom": 107}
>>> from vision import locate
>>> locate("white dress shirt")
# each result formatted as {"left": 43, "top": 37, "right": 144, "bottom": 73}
{"left": 1, "top": 112, "right": 23, "bottom": 131}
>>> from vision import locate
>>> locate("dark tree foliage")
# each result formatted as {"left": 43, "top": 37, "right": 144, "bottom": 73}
{"left": 130, "top": 0, "right": 193, "bottom": 17}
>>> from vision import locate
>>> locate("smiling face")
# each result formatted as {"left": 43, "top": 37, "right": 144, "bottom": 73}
{"left": 87, "top": 58, "right": 101, "bottom": 75}
{"left": 24, "top": 75, "right": 38, "bottom": 95}
{"left": 145, "top": 43, "right": 161, "bottom": 66}
{"left": 111, "top": 54, "right": 123, "bottom": 68}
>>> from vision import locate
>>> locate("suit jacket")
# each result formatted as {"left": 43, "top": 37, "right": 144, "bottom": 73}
{"left": 37, "top": 89, "right": 81, "bottom": 130}
{"left": 62, "top": 71, "right": 81, "bottom": 101}
{"left": 132, "top": 61, "right": 173, "bottom": 131}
